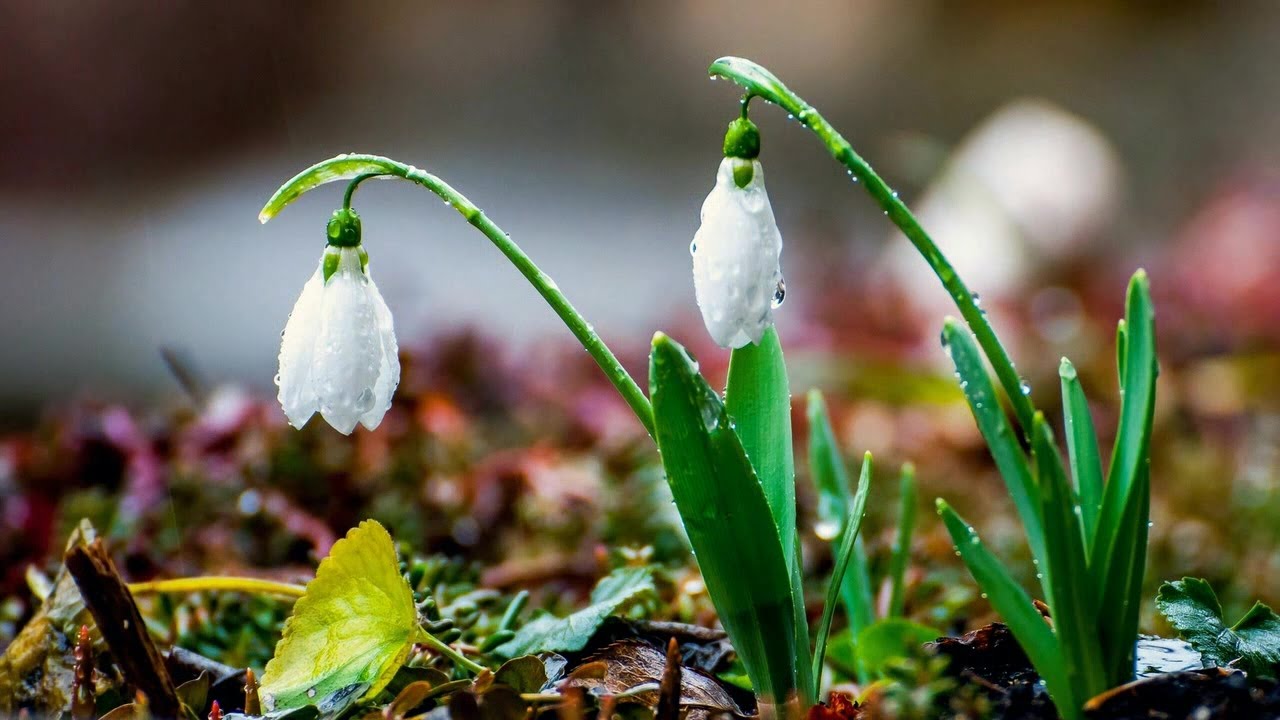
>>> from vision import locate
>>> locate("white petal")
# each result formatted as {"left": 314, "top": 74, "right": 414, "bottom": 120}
{"left": 314, "top": 248, "right": 383, "bottom": 434}
{"left": 277, "top": 264, "right": 325, "bottom": 428}
{"left": 359, "top": 273, "right": 400, "bottom": 431}
{"left": 691, "top": 158, "right": 784, "bottom": 349}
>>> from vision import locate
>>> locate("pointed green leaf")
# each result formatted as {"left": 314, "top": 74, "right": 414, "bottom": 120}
{"left": 1092, "top": 272, "right": 1157, "bottom": 683}
{"left": 1032, "top": 415, "right": 1107, "bottom": 701}
{"left": 813, "top": 452, "right": 872, "bottom": 683}
{"left": 494, "top": 567, "right": 655, "bottom": 657}
{"left": 1059, "top": 358, "right": 1103, "bottom": 550}
{"left": 937, "top": 501, "right": 1073, "bottom": 716}
{"left": 1094, "top": 272, "right": 1156, "bottom": 574}
{"left": 649, "top": 333, "right": 802, "bottom": 706}
{"left": 887, "top": 463, "right": 917, "bottom": 618}
{"left": 261, "top": 520, "right": 417, "bottom": 711}
{"left": 940, "top": 320, "right": 1047, "bottom": 592}
{"left": 726, "top": 327, "right": 797, "bottom": 577}
{"left": 807, "top": 390, "right": 875, "bottom": 634}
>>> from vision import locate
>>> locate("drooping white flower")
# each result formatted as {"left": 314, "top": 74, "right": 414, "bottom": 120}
{"left": 277, "top": 210, "right": 399, "bottom": 434}
{"left": 691, "top": 156, "right": 785, "bottom": 349}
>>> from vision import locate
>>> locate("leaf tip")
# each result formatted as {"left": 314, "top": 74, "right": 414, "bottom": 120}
{"left": 935, "top": 498, "right": 949, "bottom": 514}
{"left": 1058, "top": 357, "right": 1076, "bottom": 379}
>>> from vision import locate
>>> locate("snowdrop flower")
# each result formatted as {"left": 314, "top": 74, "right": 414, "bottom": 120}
{"left": 277, "top": 208, "right": 399, "bottom": 434}
{"left": 691, "top": 117, "right": 785, "bottom": 349}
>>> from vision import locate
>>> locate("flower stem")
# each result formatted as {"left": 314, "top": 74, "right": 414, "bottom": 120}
{"left": 127, "top": 577, "right": 306, "bottom": 598}
{"left": 261, "top": 155, "right": 655, "bottom": 439}
{"left": 415, "top": 624, "right": 488, "bottom": 675}
{"left": 709, "top": 57, "right": 1036, "bottom": 437}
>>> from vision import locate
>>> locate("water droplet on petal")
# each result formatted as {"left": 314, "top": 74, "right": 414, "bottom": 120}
{"left": 689, "top": 240, "right": 697, "bottom": 255}
{"left": 772, "top": 278, "right": 786, "bottom": 308}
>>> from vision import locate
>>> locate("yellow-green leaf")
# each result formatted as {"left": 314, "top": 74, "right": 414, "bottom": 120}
{"left": 261, "top": 520, "right": 418, "bottom": 711}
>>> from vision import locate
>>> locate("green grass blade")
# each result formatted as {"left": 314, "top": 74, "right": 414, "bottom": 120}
{"left": 726, "top": 327, "right": 797, "bottom": 575}
{"left": 1032, "top": 414, "right": 1107, "bottom": 703}
{"left": 806, "top": 391, "right": 875, "bottom": 632}
{"left": 937, "top": 501, "right": 1074, "bottom": 718}
{"left": 813, "top": 453, "right": 873, "bottom": 685}
{"left": 649, "top": 333, "right": 800, "bottom": 706}
{"left": 1059, "top": 358, "right": 1104, "bottom": 551}
{"left": 887, "top": 463, "right": 917, "bottom": 618}
{"left": 940, "top": 320, "right": 1047, "bottom": 590}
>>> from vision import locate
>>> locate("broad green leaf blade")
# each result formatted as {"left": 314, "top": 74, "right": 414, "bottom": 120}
{"left": 494, "top": 567, "right": 655, "bottom": 657}
{"left": 940, "top": 319, "right": 1047, "bottom": 589}
{"left": 1232, "top": 603, "right": 1280, "bottom": 679}
{"left": 649, "top": 333, "right": 802, "bottom": 706}
{"left": 726, "top": 327, "right": 797, "bottom": 579}
{"left": 937, "top": 501, "right": 1072, "bottom": 715}
{"left": 259, "top": 154, "right": 407, "bottom": 223}
{"left": 887, "top": 463, "right": 917, "bottom": 618}
{"left": 1155, "top": 577, "right": 1227, "bottom": 662}
{"left": 806, "top": 390, "right": 874, "bottom": 635}
{"left": 1156, "top": 578, "right": 1280, "bottom": 679}
{"left": 1032, "top": 415, "right": 1107, "bottom": 701}
{"left": 1059, "top": 358, "right": 1103, "bottom": 550}
{"left": 854, "top": 619, "right": 939, "bottom": 677}
{"left": 813, "top": 452, "right": 873, "bottom": 684}
{"left": 261, "top": 520, "right": 417, "bottom": 711}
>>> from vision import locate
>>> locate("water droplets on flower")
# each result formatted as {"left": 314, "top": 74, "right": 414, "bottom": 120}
{"left": 771, "top": 278, "right": 786, "bottom": 308}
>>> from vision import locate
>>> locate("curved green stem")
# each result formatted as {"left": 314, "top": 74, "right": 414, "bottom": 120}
{"left": 414, "top": 625, "right": 488, "bottom": 675}
{"left": 127, "top": 577, "right": 306, "bottom": 598}
{"left": 709, "top": 57, "right": 1036, "bottom": 437}
{"left": 343, "top": 173, "right": 382, "bottom": 211}
{"left": 260, "top": 154, "right": 655, "bottom": 439}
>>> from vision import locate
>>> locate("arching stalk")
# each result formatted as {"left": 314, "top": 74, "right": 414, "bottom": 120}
{"left": 707, "top": 57, "right": 1036, "bottom": 436}
{"left": 260, "top": 154, "right": 656, "bottom": 439}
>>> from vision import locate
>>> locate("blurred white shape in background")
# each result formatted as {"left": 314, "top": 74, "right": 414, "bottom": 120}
{"left": 880, "top": 98, "right": 1123, "bottom": 316}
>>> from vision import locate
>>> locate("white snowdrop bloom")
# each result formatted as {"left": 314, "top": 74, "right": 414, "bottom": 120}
{"left": 691, "top": 155, "right": 785, "bottom": 349}
{"left": 277, "top": 210, "right": 399, "bottom": 434}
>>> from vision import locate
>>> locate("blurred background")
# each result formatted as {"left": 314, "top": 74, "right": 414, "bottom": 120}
{"left": 1, "top": 1, "right": 1277, "bottom": 419}
{"left": 3, "top": 0, "right": 1280, "bottom": 645}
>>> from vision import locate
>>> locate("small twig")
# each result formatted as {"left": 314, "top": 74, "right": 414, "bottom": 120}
{"left": 128, "top": 577, "right": 306, "bottom": 599}
{"left": 65, "top": 539, "right": 181, "bottom": 719}
{"left": 656, "top": 638, "right": 682, "bottom": 720}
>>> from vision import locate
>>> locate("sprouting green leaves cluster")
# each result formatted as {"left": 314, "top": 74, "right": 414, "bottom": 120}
{"left": 934, "top": 271, "right": 1157, "bottom": 720}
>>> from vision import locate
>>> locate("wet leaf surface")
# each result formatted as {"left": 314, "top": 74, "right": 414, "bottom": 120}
{"left": 564, "top": 640, "right": 748, "bottom": 720}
